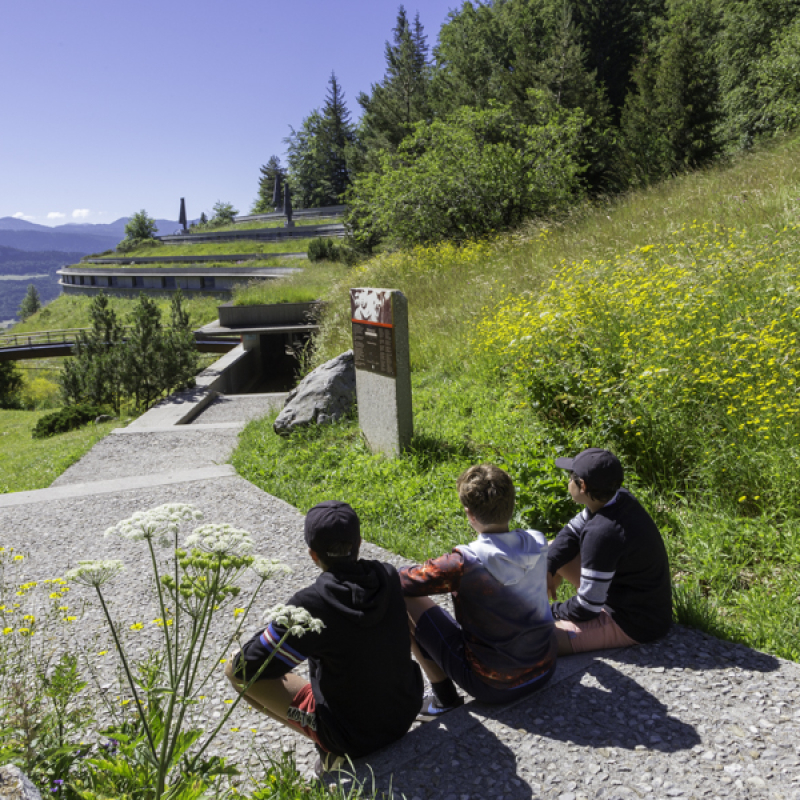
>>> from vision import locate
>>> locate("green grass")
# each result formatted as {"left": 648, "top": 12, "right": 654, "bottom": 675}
{"left": 8, "top": 293, "right": 223, "bottom": 335}
{"left": 115, "top": 240, "right": 316, "bottom": 258}
{"left": 232, "top": 262, "right": 348, "bottom": 306}
{"left": 224, "top": 217, "right": 340, "bottom": 232}
{"left": 233, "top": 132, "right": 800, "bottom": 662}
{"left": 66, "top": 258, "right": 303, "bottom": 270}
{"left": 0, "top": 409, "right": 120, "bottom": 492}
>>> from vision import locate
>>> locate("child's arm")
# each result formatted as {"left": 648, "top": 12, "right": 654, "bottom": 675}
{"left": 551, "top": 519, "right": 624, "bottom": 622}
{"left": 546, "top": 508, "right": 588, "bottom": 576}
{"left": 399, "top": 551, "right": 466, "bottom": 596}
{"left": 233, "top": 620, "right": 312, "bottom": 682}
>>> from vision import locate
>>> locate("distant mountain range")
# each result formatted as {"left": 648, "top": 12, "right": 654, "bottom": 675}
{"left": 0, "top": 216, "right": 183, "bottom": 255}
{"left": 0, "top": 245, "right": 85, "bottom": 322}
{"left": 0, "top": 216, "right": 184, "bottom": 323}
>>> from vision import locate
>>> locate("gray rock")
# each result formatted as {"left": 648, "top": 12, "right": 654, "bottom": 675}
{"left": 273, "top": 351, "right": 355, "bottom": 435}
{"left": 0, "top": 765, "right": 43, "bottom": 800}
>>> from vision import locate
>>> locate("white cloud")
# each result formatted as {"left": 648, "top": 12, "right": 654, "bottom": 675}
{"left": 72, "top": 209, "right": 90, "bottom": 219}
{"left": 47, "top": 211, "right": 66, "bottom": 219}
{"left": 12, "top": 211, "right": 35, "bottom": 220}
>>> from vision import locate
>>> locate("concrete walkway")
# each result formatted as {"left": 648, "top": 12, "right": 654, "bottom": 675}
{"left": 2, "top": 393, "right": 799, "bottom": 800}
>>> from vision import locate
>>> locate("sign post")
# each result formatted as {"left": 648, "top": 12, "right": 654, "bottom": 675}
{"left": 350, "top": 288, "right": 412, "bottom": 457}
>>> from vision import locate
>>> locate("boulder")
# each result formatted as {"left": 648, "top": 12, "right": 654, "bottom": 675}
{"left": 0, "top": 765, "right": 43, "bottom": 800}
{"left": 274, "top": 350, "right": 356, "bottom": 435}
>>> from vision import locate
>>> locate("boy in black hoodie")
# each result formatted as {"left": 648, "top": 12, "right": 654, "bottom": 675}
{"left": 225, "top": 501, "right": 423, "bottom": 770}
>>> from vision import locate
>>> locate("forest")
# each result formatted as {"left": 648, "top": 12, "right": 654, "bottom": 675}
{"left": 255, "top": 0, "right": 800, "bottom": 248}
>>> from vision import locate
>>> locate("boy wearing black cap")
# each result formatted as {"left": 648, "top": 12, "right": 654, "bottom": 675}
{"left": 548, "top": 448, "right": 672, "bottom": 655}
{"left": 225, "top": 501, "right": 423, "bottom": 770}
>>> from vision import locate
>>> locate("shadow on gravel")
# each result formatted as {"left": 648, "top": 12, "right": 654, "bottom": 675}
{"left": 475, "top": 661, "right": 701, "bottom": 753}
{"left": 602, "top": 625, "right": 780, "bottom": 674}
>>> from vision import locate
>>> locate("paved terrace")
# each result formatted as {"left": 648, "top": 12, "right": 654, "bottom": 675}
{"left": 1, "top": 392, "right": 798, "bottom": 799}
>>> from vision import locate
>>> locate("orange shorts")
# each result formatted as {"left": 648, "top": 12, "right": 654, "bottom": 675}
{"left": 555, "top": 609, "right": 638, "bottom": 653}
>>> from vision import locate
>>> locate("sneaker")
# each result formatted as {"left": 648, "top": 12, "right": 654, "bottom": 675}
{"left": 314, "top": 744, "right": 345, "bottom": 778}
{"left": 417, "top": 692, "right": 465, "bottom": 722}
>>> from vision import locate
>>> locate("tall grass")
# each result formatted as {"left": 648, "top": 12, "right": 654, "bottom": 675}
{"left": 234, "top": 133, "right": 800, "bottom": 661}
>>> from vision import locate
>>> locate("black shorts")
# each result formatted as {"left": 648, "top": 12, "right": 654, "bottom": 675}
{"left": 415, "top": 605, "right": 554, "bottom": 704}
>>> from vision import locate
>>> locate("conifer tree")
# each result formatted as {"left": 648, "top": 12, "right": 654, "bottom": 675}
{"left": 252, "top": 155, "right": 284, "bottom": 213}
{"left": 122, "top": 294, "right": 164, "bottom": 411}
{"left": 60, "top": 292, "right": 124, "bottom": 411}
{"left": 620, "top": 0, "right": 720, "bottom": 183}
{"left": 285, "top": 72, "right": 355, "bottom": 207}
{"left": 18, "top": 284, "right": 41, "bottom": 320}
{"left": 358, "top": 6, "right": 432, "bottom": 153}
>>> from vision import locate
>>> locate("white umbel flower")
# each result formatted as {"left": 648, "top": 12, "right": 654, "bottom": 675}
{"left": 250, "top": 556, "right": 292, "bottom": 580}
{"left": 267, "top": 604, "right": 325, "bottom": 635}
{"left": 64, "top": 559, "right": 125, "bottom": 588}
{"left": 184, "top": 523, "right": 254, "bottom": 556}
{"left": 106, "top": 504, "right": 203, "bottom": 547}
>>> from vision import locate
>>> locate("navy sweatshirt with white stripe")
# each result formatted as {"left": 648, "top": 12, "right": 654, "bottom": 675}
{"left": 547, "top": 488, "right": 672, "bottom": 643}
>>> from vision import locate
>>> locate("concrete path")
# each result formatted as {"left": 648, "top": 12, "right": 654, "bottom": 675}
{"left": 3, "top": 392, "right": 799, "bottom": 800}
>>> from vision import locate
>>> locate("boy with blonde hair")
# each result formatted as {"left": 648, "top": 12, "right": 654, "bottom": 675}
{"left": 400, "top": 464, "right": 556, "bottom": 719}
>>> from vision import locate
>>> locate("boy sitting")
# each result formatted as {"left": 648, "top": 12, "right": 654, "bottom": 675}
{"left": 400, "top": 464, "right": 557, "bottom": 719}
{"left": 225, "top": 501, "right": 423, "bottom": 771}
{"left": 548, "top": 448, "right": 672, "bottom": 655}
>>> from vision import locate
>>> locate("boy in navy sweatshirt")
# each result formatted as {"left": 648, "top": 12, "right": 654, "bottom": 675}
{"left": 400, "top": 464, "right": 557, "bottom": 719}
{"left": 548, "top": 448, "right": 672, "bottom": 655}
{"left": 225, "top": 501, "right": 423, "bottom": 771}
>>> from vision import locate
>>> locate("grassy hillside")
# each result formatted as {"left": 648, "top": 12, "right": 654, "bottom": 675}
{"left": 233, "top": 133, "right": 800, "bottom": 661}
{"left": 111, "top": 239, "right": 316, "bottom": 259}
{"left": 8, "top": 293, "right": 224, "bottom": 335}
{"left": 0, "top": 409, "right": 119, "bottom": 492}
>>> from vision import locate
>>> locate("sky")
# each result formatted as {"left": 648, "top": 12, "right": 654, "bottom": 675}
{"left": 1, "top": 0, "right": 458, "bottom": 226}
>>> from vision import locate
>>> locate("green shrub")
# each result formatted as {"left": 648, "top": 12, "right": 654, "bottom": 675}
{"left": 307, "top": 237, "right": 340, "bottom": 262}
{"left": 32, "top": 404, "right": 105, "bottom": 439}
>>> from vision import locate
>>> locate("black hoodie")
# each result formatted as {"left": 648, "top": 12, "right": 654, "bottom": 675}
{"left": 236, "top": 559, "right": 423, "bottom": 757}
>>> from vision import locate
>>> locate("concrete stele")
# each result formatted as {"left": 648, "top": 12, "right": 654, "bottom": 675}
{"left": 350, "top": 288, "right": 412, "bottom": 457}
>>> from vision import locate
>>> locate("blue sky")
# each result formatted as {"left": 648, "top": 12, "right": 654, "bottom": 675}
{"left": 1, "top": 0, "right": 457, "bottom": 226}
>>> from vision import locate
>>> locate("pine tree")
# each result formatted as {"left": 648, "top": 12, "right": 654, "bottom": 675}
{"left": 18, "top": 284, "right": 42, "bottom": 320}
{"left": 285, "top": 72, "right": 355, "bottom": 207}
{"left": 569, "top": 0, "right": 659, "bottom": 120}
{"left": 162, "top": 289, "right": 199, "bottom": 395}
{"left": 620, "top": 0, "right": 720, "bottom": 183}
{"left": 60, "top": 292, "right": 124, "bottom": 411}
{"left": 357, "top": 7, "right": 432, "bottom": 153}
{"left": 252, "top": 155, "right": 284, "bottom": 213}
{"left": 122, "top": 294, "right": 165, "bottom": 411}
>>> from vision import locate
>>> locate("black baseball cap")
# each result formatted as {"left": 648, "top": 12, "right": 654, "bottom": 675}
{"left": 304, "top": 501, "right": 361, "bottom": 561}
{"left": 555, "top": 448, "right": 624, "bottom": 491}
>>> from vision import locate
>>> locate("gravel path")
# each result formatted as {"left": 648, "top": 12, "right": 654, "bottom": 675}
{"left": 4, "top": 395, "right": 800, "bottom": 798}
{"left": 50, "top": 429, "right": 241, "bottom": 486}
{"left": 189, "top": 393, "right": 286, "bottom": 425}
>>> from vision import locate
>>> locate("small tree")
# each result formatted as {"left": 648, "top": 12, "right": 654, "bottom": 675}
{"left": 59, "top": 292, "right": 125, "bottom": 412}
{"left": 123, "top": 210, "right": 158, "bottom": 241}
{"left": 211, "top": 201, "right": 238, "bottom": 227}
{"left": 162, "top": 289, "right": 199, "bottom": 395}
{"left": 18, "top": 284, "right": 41, "bottom": 321}
{"left": 0, "top": 361, "right": 23, "bottom": 409}
{"left": 121, "top": 294, "right": 165, "bottom": 411}
{"left": 252, "top": 155, "right": 284, "bottom": 213}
